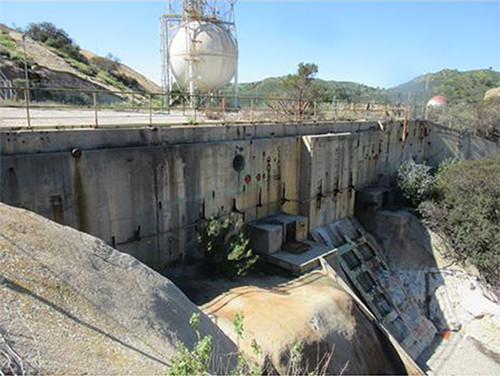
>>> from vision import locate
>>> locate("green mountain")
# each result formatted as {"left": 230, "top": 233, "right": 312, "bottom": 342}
{"left": 387, "top": 68, "right": 500, "bottom": 105}
{"left": 237, "top": 68, "right": 500, "bottom": 105}
{"left": 236, "top": 77, "right": 386, "bottom": 103}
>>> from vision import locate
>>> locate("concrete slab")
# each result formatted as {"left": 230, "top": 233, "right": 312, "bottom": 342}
{"left": 264, "top": 241, "right": 352, "bottom": 273}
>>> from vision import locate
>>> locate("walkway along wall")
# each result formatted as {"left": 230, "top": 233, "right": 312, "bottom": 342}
{"left": 1, "top": 121, "right": 498, "bottom": 269}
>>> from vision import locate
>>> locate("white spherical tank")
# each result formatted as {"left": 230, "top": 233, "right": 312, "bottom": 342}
{"left": 169, "top": 20, "right": 238, "bottom": 93}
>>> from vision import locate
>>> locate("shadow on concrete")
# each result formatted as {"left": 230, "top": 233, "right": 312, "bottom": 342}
{"left": 356, "top": 206, "right": 450, "bottom": 371}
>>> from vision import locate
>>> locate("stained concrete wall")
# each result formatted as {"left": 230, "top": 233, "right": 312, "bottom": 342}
{"left": 300, "top": 133, "right": 358, "bottom": 230}
{"left": 1, "top": 121, "right": 497, "bottom": 268}
{"left": 425, "top": 122, "right": 499, "bottom": 165}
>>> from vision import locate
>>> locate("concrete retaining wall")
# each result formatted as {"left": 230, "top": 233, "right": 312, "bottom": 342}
{"left": 1, "top": 121, "right": 497, "bottom": 269}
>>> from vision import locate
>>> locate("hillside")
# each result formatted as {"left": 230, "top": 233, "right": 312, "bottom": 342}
{"left": 0, "top": 23, "right": 159, "bottom": 96}
{"left": 238, "top": 68, "right": 500, "bottom": 105}
{"left": 387, "top": 68, "right": 500, "bottom": 105}
{"left": 236, "top": 76, "right": 386, "bottom": 103}
{"left": 1, "top": 22, "right": 498, "bottom": 107}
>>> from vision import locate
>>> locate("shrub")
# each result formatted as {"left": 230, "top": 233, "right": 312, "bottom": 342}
{"left": 26, "top": 22, "right": 87, "bottom": 63}
{"left": 476, "top": 97, "right": 500, "bottom": 142}
{"left": 167, "top": 313, "right": 213, "bottom": 376}
{"left": 419, "top": 156, "right": 500, "bottom": 291}
{"left": 90, "top": 56, "right": 119, "bottom": 73}
{"left": 0, "top": 31, "right": 34, "bottom": 69}
{"left": 197, "top": 214, "right": 258, "bottom": 277}
{"left": 397, "top": 159, "right": 435, "bottom": 206}
{"left": 167, "top": 312, "right": 336, "bottom": 376}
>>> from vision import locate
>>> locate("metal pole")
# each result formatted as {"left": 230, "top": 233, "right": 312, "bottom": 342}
{"left": 221, "top": 96, "right": 226, "bottom": 123}
{"left": 424, "top": 73, "right": 430, "bottom": 120}
{"left": 24, "top": 88, "right": 31, "bottom": 128}
{"left": 193, "top": 95, "right": 197, "bottom": 124}
{"left": 149, "top": 93, "right": 153, "bottom": 126}
{"left": 275, "top": 99, "right": 279, "bottom": 123}
{"left": 299, "top": 100, "right": 303, "bottom": 123}
{"left": 93, "top": 92, "right": 98, "bottom": 128}
{"left": 22, "top": 34, "right": 31, "bottom": 128}
{"left": 22, "top": 34, "right": 30, "bottom": 102}
{"left": 313, "top": 100, "right": 317, "bottom": 122}
{"left": 250, "top": 98, "right": 254, "bottom": 123}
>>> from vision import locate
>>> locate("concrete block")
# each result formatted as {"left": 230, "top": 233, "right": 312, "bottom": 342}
{"left": 247, "top": 223, "right": 283, "bottom": 254}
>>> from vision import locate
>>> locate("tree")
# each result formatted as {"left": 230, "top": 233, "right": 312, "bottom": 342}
{"left": 283, "top": 63, "right": 319, "bottom": 118}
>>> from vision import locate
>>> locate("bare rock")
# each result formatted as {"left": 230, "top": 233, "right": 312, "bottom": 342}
{"left": 0, "top": 203, "right": 237, "bottom": 375}
{"left": 204, "top": 271, "right": 410, "bottom": 375}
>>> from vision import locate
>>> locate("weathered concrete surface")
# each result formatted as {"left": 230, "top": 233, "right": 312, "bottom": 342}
{"left": 0, "top": 203, "right": 237, "bottom": 375}
{"left": 203, "top": 270, "right": 413, "bottom": 375}
{"left": 424, "top": 122, "right": 499, "bottom": 165}
{"left": 1, "top": 121, "right": 498, "bottom": 269}
{"left": 361, "top": 209, "right": 500, "bottom": 375}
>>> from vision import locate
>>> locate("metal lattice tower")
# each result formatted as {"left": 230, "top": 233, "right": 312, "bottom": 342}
{"left": 160, "top": 0, "right": 238, "bottom": 107}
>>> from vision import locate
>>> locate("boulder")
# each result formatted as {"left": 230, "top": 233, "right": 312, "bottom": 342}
{"left": 204, "top": 271, "right": 409, "bottom": 375}
{"left": 484, "top": 87, "right": 500, "bottom": 101}
{"left": 0, "top": 203, "right": 237, "bottom": 375}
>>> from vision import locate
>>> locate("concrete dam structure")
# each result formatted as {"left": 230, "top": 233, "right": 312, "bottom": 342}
{"left": 1, "top": 120, "right": 497, "bottom": 270}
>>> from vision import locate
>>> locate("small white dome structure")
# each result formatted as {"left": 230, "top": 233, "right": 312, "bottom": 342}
{"left": 169, "top": 20, "right": 238, "bottom": 93}
{"left": 427, "top": 95, "right": 448, "bottom": 107}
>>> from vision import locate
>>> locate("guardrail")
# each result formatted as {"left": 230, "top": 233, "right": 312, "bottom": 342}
{"left": 0, "top": 86, "right": 410, "bottom": 129}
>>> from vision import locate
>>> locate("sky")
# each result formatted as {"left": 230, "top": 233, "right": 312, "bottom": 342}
{"left": 0, "top": 1, "right": 499, "bottom": 88}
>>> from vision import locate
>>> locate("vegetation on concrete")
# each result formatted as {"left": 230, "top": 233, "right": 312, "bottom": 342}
{"left": 197, "top": 214, "right": 259, "bottom": 277}
{"left": 398, "top": 157, "right": 500, "bottom": 292}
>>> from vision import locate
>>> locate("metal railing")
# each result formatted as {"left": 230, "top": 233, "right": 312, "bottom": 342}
{"left": 0, "top": 85, "right": 410, "bottom": 130}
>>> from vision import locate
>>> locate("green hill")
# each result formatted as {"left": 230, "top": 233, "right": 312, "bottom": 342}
{"left": 237, "top": 77, "right": 387, "bottom": 103}
{"left": 387, "top": 68, "right": 500, "bottom": 105}
{"left": 237, "top": 68, "right": 500, "bottom": 106}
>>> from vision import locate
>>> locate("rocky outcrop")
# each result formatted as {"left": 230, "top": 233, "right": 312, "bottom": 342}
{"left": 204, "top": 270, "right": 410, "bottom": 375}
{"left": 484, "top": 87, "right": 500, "bottom": 101}
{"left": 0, "top": 23, "right": 159, "bottom": 94}
{"left": 0, "top": 203, "right": 237, "bottom": 375}
{"left": 362, "top": 209, "right": 500, "bottom": 375}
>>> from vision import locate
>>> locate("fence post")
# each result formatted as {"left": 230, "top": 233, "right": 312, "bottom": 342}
{"left": 275, "top": 99, "right": 279, "bottom": 123}
{"left": 221, "top": 96, "right": 226, "bottom": 124}
{"left": 93, "top": 92, "right": 98, "bottom": 128}
{"left": 24, "top": 87, "right": 31, "bottom": 129}
{"left": 149, "top": 93, "right": 153, "bottom": 126}
{"left": 193, "top": 96, "right": 197, "bottom": 124}
{"left": 250, "top": 98, "right": 254, "bottom": 123}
